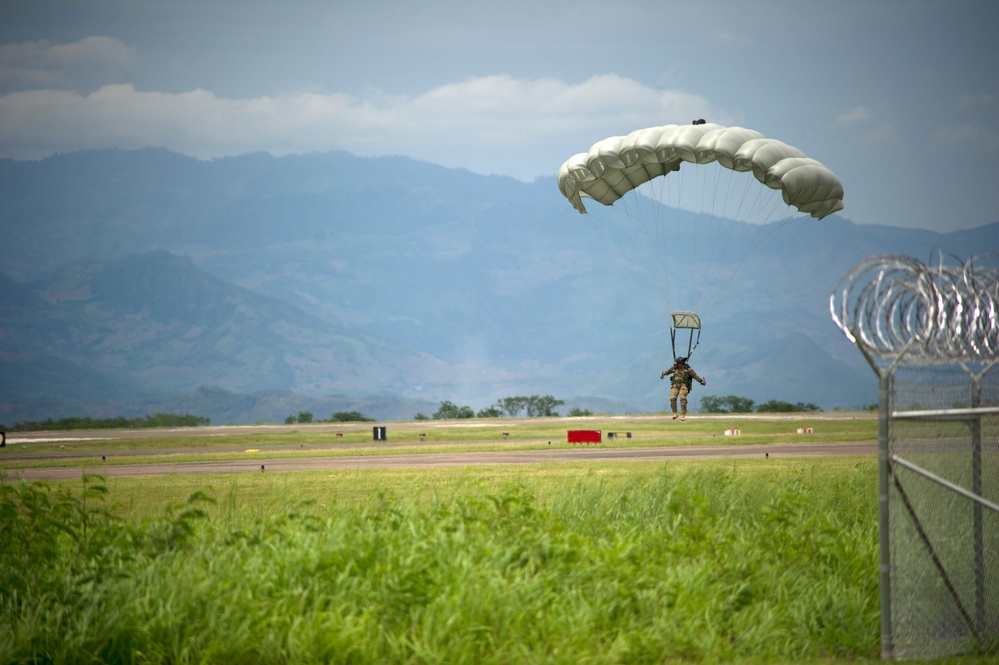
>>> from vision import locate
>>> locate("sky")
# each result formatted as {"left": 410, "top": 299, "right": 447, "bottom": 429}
{"left": 1, "top": 0, "right": 998, "bottom": 233}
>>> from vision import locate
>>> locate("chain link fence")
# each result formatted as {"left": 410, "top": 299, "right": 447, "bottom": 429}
{"left": 832, "top": 254, "right": 999, "bottom": 660}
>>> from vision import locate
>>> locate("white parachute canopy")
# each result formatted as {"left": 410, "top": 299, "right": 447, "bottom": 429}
{"left": 556, "top": 121, "right": 845, "bottom": 357}
{"left": 557, "top": 123, "right": 844, "bottom": 219}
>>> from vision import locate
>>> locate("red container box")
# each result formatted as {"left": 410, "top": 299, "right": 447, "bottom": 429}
{"left": 567, "top": 430, "right": 601, "bottom": 444}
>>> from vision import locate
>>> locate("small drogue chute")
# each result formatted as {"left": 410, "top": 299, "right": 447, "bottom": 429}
{"left": 670, "top": 311, "right": 701, "bottom": 360}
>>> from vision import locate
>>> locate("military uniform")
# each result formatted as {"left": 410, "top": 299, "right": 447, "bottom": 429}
{"left": 661, "top": 360, "right": 706, "bottom": 420}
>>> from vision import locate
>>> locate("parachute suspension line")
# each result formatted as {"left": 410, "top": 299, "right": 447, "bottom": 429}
{"left": 683, "top": 161, "right": 711, "bottom": 314}
{"left": 686, "top": 161, "right": 721, "bottom": 315}
{"left": 692, "top": 163, "right": 714, "bottom": 314}
{"left": 742, "top": 186, "right": 806, "bottom": 255}
{"left": 604, "top": 198, "right": 650, "bottom": 281}
{"left": 666, "top": 167, "right": 680, "bottom": 315}
{"left": 782, "top": 212, "right": 817, "bottom": 247}
{"left": 703, "top": 180, "right": 812, "bottom": 312}
{"left": 702, "top": 170, "right": 758, "bottom": 309}
{"left": 647, "top": 173, "right": 675, "bottom": 321}
{"left": 592, "top": 199, "right": 671, "bottom": 345}
{"left": 585, "top": 203, "right": 645, "bottom": 295}
{"left": 704, "top": 181, "right": 757, "bottom": 303}
{"left": 700, "top": 171, "right": 773, "bottom": 312}
{"left": 652, "top": 175, "right": 673, "bottom": 317}
{"left": 620, "top": 183, "right": 663, "bottom": 313}
{"left": 670, "top": 327, "right": 689, "bottom": 359}
{"left": 643, "top": 164, "right": 676, "bottom": 318}
{"left": 652, "top": 188, "right": 672, "bottom": 321}
{"left": 687, "top": 168, "right": 734, "bottom": 314}
{"left": 675, "top": 162, "right": 693, "bottom": 311}
{"left": 622, "top": 168, "right": 683, "bottom": 325}
{"left": 694, "top": 161, "right": 706, "bottom": 310}
{"left": 686, "top": 168, "right": 793, "bottom": 315}
{"left": 595, "top": 181, "right": 673, "bottom": 324}
{"left": 696, "top": 163, "right": 732, "bottom": 313}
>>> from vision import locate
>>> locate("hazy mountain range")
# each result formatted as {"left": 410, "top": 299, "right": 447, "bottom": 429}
{"left": 1, "top": 149, "right": 996, "bottom": 425}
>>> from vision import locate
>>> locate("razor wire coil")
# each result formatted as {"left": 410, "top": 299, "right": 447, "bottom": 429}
{"left": 831, "top": 254, "right": 999, "bottom": 363}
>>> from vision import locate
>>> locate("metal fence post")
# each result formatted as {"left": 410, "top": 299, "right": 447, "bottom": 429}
{"left": 878, "top": 369, "right": 894, "bottom": 660}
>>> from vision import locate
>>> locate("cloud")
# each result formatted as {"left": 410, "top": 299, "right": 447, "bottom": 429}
{"left": 0, "top": 36, "right": 136, "bottom": 93}
{"left": 836, "top": 106, "right": 874, "bottom": 125}
{"left": 0, "top": 74, "right": 724, "bottom": 180}
{"left": 712, "top": 31, "right": 759, "bottom": 47}
{"left": 861, "top": 125, "right": 897, "bottom": 144}
{"left": 955, "top": 92, "right": 999, "bottom": 109}
{"left": 936, "top": 123, "right": 999, "bottom": 153}
{"left": 835, "top": 105, "right": 898, "bottom": 145}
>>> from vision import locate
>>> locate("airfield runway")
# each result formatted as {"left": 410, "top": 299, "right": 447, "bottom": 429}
{"left": 3, "top": 422, "right": 876, "bottom": 482}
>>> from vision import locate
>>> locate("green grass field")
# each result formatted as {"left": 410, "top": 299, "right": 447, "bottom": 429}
{"left": 1, "top": 418, "right": 993, "bottom": 664}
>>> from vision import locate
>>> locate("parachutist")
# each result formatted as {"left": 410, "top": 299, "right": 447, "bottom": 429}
{"left": 660, "top": 356, "right": 706, "bottom": 420}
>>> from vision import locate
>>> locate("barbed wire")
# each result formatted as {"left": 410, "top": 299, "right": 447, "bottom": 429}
{"left": 830, "top": 254, "right": 999, "bottom": 363}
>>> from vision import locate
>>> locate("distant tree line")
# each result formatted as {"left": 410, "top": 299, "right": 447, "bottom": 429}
{"left": 700, "top": 395, "right": 821, "bottom": 413}
{"left": 416, "top": 395, "right": 566, "bottom": 420}
{"left": 6, "top": 413, "right": 210, "bottom": 432}
{"left": 284, "top": 410, "right": 375, "bottom": 424}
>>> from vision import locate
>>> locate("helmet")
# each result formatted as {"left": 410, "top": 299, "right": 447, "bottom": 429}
{"left": 675, "top": 356, "right": 687, "bottom": 364}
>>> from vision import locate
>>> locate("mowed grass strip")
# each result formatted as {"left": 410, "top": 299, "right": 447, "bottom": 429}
{"left": 0, "top": 416, "right": 878, "bottom": 470}
{"left": 102, "top": 457, "right": 868, "bottom": 518}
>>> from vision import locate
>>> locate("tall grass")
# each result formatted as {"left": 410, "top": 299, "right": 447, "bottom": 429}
{"left": 1, "top": 461, "right": 889, "bottom": 663}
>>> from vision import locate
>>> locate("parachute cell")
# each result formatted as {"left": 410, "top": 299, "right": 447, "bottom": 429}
{"left": 558, "top": 123, "right": 844, "bottom": 219}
